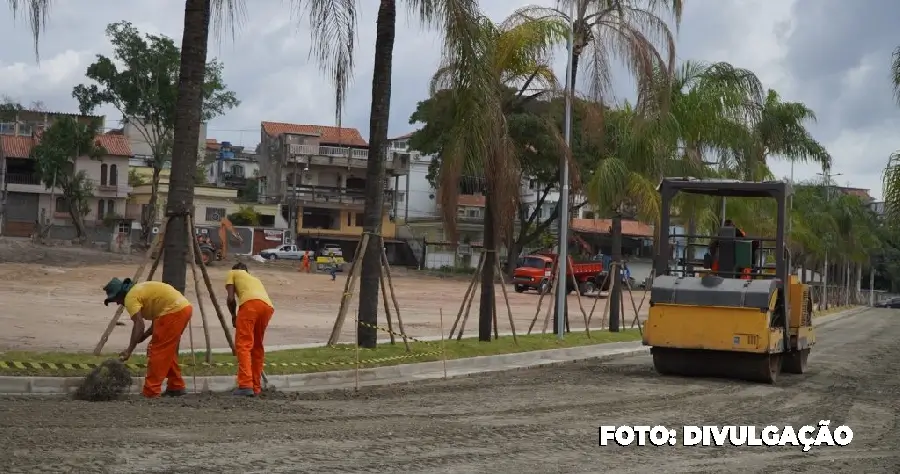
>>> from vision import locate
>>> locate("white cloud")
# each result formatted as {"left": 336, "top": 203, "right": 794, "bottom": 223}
{"left": 0, "top": 0, "right": 897, "bottom": 197}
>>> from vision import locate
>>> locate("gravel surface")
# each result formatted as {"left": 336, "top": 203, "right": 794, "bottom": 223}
{"left": 0, "top": 308, "right": 897, "bottom": 473}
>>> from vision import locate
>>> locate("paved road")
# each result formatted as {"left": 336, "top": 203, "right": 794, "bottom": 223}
{"left": 0, "top": 309, "right": 897, "bottom": 473}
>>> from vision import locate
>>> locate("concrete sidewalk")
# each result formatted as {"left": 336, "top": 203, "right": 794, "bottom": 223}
{"left": 0, "top": 306, "right": 867, "bottom": 396}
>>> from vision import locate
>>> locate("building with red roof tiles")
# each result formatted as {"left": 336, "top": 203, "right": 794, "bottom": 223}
{"left": 0, "top": 112, "right": 135, "bottom": 238}
{"left": 255, "top": 120, "right": 412, "bottom": 246}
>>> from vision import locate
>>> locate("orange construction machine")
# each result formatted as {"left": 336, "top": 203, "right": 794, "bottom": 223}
{"left": 196, "top": 218, "right": 243, "bottom": 265}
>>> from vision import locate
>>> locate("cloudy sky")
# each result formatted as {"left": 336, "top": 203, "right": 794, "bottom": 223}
{"left": 1, "top": 0, "right": 897, "bottom": 198}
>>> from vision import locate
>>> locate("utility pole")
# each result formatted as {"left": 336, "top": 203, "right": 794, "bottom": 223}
{"left": 553, "top": 0, "right": 575, "bottom": 340}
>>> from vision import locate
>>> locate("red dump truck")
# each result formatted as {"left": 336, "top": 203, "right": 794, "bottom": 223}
{"left": 512, "top": 253, "right": 604, "bottom": 296}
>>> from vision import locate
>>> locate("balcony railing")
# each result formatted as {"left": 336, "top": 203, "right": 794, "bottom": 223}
{"left": 286, "top": 144, "right": 413, "bottom": 173}
{"left": 259, "top": 184, "right": 393, "bottom": 207}
{"left": 3, "top": 173, "right": 43, "bottom": 186}
{"left": 289, "top": 144, "right": 369, "bottom": 159}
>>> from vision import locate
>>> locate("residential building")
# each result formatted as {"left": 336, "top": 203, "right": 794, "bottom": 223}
{"left": 203, "top": 139, "right": 260, "bottom": 192}
{"left": 255, "top": 121, "right": 411, "bottom": 256}
{"left": 122, "top": 118, "right": 208, "bottom": 173}
{"left": 125, "top": 183, "right": 284, "bottom": 229}
{"left": 0, "top": 129, "right": 133, "bottom": 238}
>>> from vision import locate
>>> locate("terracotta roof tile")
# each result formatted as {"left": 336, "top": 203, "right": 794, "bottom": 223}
{"left": 96, "top": 134, "right": 133, "bottom": 157}
{"left": 457, "top": 195, "right": 486, "bottom": 207}
{"left": 1, "top": 134, "right": 132, "bottom": 158}
{"left": 261, "top": 121, "right": 367, "bottom": 147}
{"left": 206, "top": 138, "right": 220, "bottom": 151}
{"left": 0, "top": 135, "right": 34, "bottom": 158}
{"left": 570, "top": 218, "right": 654, "bottom": 238}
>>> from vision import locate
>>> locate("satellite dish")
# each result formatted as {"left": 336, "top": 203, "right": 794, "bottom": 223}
{"left": 211, "top": 212, "right": 220, "bottom": 220}
{"left": 151, "top": 226, "right": 159, "bottom": 234}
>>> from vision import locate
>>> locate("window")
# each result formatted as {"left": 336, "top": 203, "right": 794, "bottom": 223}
{"left": 457, "top": 206, "right": 466, "bottom": 217}
{"left": 17, "top": 124, "right": 32, "bottom": 136}
{"left": 100, "top": 164, "right": 108, "bottom": 185}
{"left": 117, "top": 222, "right": 130, "bottom": 234}
{"left": 0, "top": 122, "right": 14, "bottom": 135}
{"left": 583, "top": 211, "right": 595, "bottom": 219}
{"left": 231, "top": 164, "right": 245, "bottom": 177}
{"left": 466, "top": 208, "right": 481, "bottom": 218}
{"left": 346, "top": 212, "right": 352, "bottom": 226}
{"left": 205, "top": 207, "right": 226, "bottom": 222}
{"left": 55, "top": 197, "right": 69, "bottom": 214}
{"left": 97, "top": 200, "right": 106, "bottom": 220}
{"left": 109, "top": 164, "right": 118, "bottom": 185}
{"left": 355, "top": 213, "right": 364, "bottom": 226}
{"left": 107, "top": 200, "right": 115, "bottom": 216}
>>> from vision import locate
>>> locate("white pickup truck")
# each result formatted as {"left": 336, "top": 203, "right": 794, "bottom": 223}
{"left": 259, "top": 244, "right": 309, "bottom": 260}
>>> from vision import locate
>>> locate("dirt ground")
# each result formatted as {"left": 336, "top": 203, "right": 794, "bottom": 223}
{"left": 0, "top": 239, "right": 648, "bottom": 353}
{"left": 0, "top": 309, "right": 896, "bottom": 473}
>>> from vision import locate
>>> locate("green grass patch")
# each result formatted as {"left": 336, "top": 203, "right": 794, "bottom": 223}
{"left": 0, "top": 329, "right": 641, "bottom": 377}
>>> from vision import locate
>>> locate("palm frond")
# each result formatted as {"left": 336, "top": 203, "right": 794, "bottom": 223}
{"left": 8, "top": 0, "right": 52, "bottom": 59}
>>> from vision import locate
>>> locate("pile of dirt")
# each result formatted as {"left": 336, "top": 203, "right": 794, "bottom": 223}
{"left": 73, "top": 359, "right": 134, "bottom": 402}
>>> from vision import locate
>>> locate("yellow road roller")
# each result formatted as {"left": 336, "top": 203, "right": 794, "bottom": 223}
{"left": 643, "top": 178, "right": 814, "bottom": 384}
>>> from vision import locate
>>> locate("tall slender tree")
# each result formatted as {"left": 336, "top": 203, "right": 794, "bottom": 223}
{"left": 430, "top": 13, "right": 567, "bottom": 340}
{"left": 299, "top": 0, "right": 486, "bottom": 347}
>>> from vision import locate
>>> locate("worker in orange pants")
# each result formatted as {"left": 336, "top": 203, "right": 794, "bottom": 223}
{"left": 103, "top": 278, "right": 193, "bottom": 398}
{"left": 226, "top": 262, "right": 275, "bottom": 397}
{"left": 301, "top": 251, "right": 310, "bottom": 273}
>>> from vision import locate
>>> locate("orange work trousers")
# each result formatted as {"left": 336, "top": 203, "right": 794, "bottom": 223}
{"left": 143, "top": 305, "right": 193, "bottom": 398}
{"left": 235, "top": 299, "right": 275, "bottom": 394}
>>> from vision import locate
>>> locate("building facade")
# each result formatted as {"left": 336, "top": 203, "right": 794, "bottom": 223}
{"left": 255, "top": 121, "right": 411, "bottom": 252}
{"left": 0, "top": 127, "right": 133, "bottom": 238}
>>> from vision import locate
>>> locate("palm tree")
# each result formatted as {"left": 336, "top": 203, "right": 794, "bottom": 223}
{"left": 160, "top": 0, "right": 217, "bottom": 292}
{"left": 882, "top": 48, "right": 900, "bottom": 223}
{"left": 585, "top": 104, "right": 667, "bottom": 331}
{"left": 513, "top": 0, "right": 682, "bottom": 98}
{"left": 297, "top": 0, "right": 486, "bottom": 348}
{"left": 431, "top": 13, "right": 566, "bottom": 341}
{"left": 8, "top": 0, "right": 51, "bottom": 58}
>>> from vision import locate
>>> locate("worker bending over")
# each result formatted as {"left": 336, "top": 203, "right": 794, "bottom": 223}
{"left": 103, "top": 278, "right": 193, "bottom": 398}
{"left": 226, "top": 262, "right": 275, "bottom": 397}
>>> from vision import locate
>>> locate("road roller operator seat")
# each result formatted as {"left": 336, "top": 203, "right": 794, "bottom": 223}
{"left": 705, "top": 221, "right": 754, "bottom": 278}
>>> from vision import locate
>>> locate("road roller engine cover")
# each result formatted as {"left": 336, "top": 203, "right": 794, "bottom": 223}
{"left": 642, "top": 177, "right": 814, "bottom": 384}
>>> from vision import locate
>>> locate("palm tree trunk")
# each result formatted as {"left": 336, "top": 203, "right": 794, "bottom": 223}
{"left": 479, "top": 192, "right": 496, "bottom": 341}
{"left": 142, "top": 167, "right": 162, "bottom": 244}
{"left": 609, "top": 213, "right": 623, "bottom": 332}
{"left": 161, "top": 0, "right": 211, "bottom": 293}
{"left": 357, "top": 0, "right": 396, "bottom": 349}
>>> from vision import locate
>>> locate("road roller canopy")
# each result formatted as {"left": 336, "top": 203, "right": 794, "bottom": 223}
{"left": 654, "top": 177, "right": 789, "bottom": 284}
{"left": 656, "top": 177, "right": 792, "bottom": 199}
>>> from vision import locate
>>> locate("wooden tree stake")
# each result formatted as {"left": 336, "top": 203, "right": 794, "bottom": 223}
{"left": 380, "top": 245, "right": 411, "bottom": 351}
{"left": 494, "top": 253, "right": 518, "bottom": 345}
{"left": 188, "top": 218, "right": 236, "bottom": 355}
{"left": 566, "top": 255, "right": 590, "bottom": 338}
{"left": 587, "top": 266, "right": 613, "bottom": 326}
{"left": 186, "top": 226, "right": 213, "bottom": 363}
{"left": 93, "top": 217, "right": 169, "bottom": 355}
{"left": 449, "top": 253, "right": 483, "bottom": 338}
{"left": 328, "top": 232, "right": 370, "bottom": 345}
{"left": 455, "top": 256, "right": 484, "bottom": 341}
{"left": 527, "top": 257, "right": 558, "bottom": 334}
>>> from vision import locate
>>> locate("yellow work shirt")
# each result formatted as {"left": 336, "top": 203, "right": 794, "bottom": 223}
{"left": 226, "top": 270, "right": 274, "bottom": 309}
{"left": 123, "top": 281, "right": 191, "bottom": 321}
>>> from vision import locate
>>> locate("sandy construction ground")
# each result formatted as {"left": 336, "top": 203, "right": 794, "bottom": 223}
{"left": 0, "top": 239, "right": 648, "bottom": 353}
{"left": 0, "top": 308, "right": 896, "bottom": 472}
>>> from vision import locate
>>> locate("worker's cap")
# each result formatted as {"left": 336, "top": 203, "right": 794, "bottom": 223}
{"left": 102, "top": 277, "right": 133, "bottom": 306}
